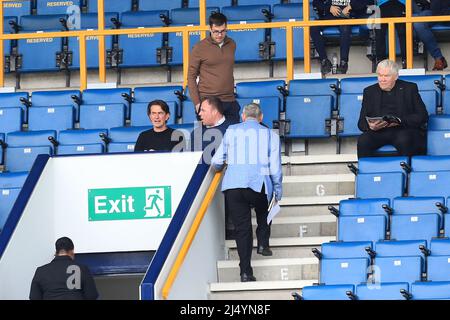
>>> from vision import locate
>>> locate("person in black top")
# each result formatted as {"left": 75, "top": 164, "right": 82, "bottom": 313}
{"left": 29, "top": 237, "right": 98, "bottom": 300}
{"left": 357, "top": 59, "right": 429, "bottom": 158}
{"left": 134, "top": 100, "right": 181, "bottom": 152}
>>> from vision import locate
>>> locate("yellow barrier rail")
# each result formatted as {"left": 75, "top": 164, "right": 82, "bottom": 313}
{"left": 0, "top": 0, "right": 448, "bottom": 90}
{"left": 161, "top": 170, "right": 223, "bottom": 300}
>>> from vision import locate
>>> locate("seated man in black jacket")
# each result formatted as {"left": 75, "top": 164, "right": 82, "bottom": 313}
{"left": 357, "top": 59, "right": 429, "bottom": 158}
{"left": 311, "top": 0, "right": 373, "bottom": 74}
{"left": 30, "top": 237, "right": 98, "bottom": 300}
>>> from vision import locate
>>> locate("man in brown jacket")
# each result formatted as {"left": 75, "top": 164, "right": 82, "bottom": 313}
{"left": 188, "top": 12, "right": 241, "bottom": 124}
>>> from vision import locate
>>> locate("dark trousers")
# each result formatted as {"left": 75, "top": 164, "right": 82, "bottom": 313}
{"left": 357, "top": 127, "right": 427, "bottom": 158}
{"left": 310, "top": 15, "right": 352, "bottom": 62}
{"left": 375, "top": 1, "right": 406, "bottom": 61}
{"left": 225, "top": 187, "right": 270, "bottom": 275}
{"left": 222, "top": 100, "right": 241, "bottom": 124}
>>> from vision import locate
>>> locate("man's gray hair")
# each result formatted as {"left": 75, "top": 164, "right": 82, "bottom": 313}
{"left": 376, "top": 59, "right": 399, "bottom": 76}
{"left": 243, "top": 103, "right": 262, "bottom": 119}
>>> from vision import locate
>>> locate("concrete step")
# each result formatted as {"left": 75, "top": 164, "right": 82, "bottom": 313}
{"left": 252, "top": 215, "right": 336, "bottom": 238}
{"left": 280, "top": 195, "right": 353, "bottom": 206}
{"left": 217, "top": 257, "right": 318, "bottom": 282}
{"left": 282, "top": 154, "right": 357, "bottom": 176}
{"left": 209, "top": 280, "right": 317, "bottom": 300}
{"left": 283, "top": 174, "right": 355, "bottom": 197}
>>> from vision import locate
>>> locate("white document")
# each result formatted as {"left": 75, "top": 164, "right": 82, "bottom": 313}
{"left": 267, "top": 194, "right": 281, "bottom": 224}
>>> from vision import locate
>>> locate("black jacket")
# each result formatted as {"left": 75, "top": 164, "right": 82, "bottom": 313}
{"left": 29, "top": 256, "right": 98, "bottom": 300}
{"left": 313, "top": 0, "right": 374, "bottom": 18}
{"left": 431, "top": 0, "right": 450, "bottom": 15}
{"left": 358, "top": 79, "right": 429, "bottom": 132}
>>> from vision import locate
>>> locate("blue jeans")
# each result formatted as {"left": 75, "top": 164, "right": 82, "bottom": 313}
{"left": 413, "top": 10, "right": 443, "bottom": 59}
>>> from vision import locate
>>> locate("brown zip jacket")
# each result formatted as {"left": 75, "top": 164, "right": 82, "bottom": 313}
{"left": 187, "top": 35, "right": 236, "bottom": 106}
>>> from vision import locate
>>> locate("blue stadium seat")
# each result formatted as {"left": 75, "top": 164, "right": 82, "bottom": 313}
{"left": 81, "top": 88, "right": 131, "bottom": 118}
{"left": 428, "top": 130, "right": 450, "bottom": 156}
{"left": 28, "top": 106, "right": 74, "bottom": 132}
{"left": 0, "top": 107, "right": 22, "bottom": 134}
{"left": 285, "top": 95, "right": 332, "bottom": 138}
{"left": 271, "top": 3, "right": 305, "bottom": 61}
{"left": 374, "top": 240, "right": 427, "bottom": 273}
{"left": 428, "top": 115, "right": 450, "bottom": 131}
{"left": 87, "top": 0, "right": 133, "bottom": 13}
{"left": 172, "top": 123, "right": 195, "bottom": 149}
{"left": 0, "top": 187, "right": 21, "bottom": 231}
{"left": 118, "top": 11, "right": 167, "bottom": 69}
{"left": 37, "top": 0, "right": 82, "bottom": 14}
{"left": 31, "top": 90, "right": 81, "bottom": 121}
{"left": 411, "top": 155, "right": 450, "bottom": 172}
{"left": 238, "top": 0, "right": 281, "bottom": 6}
{"left": 180, "top": 92, "right": 198, "bottom": 124}
{"left": 57, "top": 129, "right": 106, "bottom": 155}
{"left": 320, "top": 257, "right": 369, "bottom": 285}
{"left": 17, "top": 15, "right": 66, "bottom": 72}
{"left": 373, "top": 256, "right": 422, "bottom": 284}
{"left": 0, "top": 171, "right": 28, "bottom": 188}
{"left": 301, "top": 284, "right": 354, "bottom": 300}
{"left": 358, "top": 156, "right": 408, "bottom": 173}
{"left": 354, "top": 282, "right": 408, "bottom": 300}
{"left": 409, "top": 171, "right": 450, "bottom": 199}
{"left": 399, "top": 75, "right": 443, "bottom": 115}
{"left": 337, "top": 199, "right": 389, "bottom": 243}
{"left": 393, "top": 196, "right": 445, "bottom": 229}
{"left": 138, "top": 0, "right": 183, "bottom": 11}
{"left": 410, "top": 281, "right": 450, "bottom": 300}
{"left": 288, "top": 79, "right": 338, "bottom": 110}
{"left": 107, "top": 126, "right": 150, "bottom": 153}
{"left": 338, "top": 93, "right": 363, "bottom": 137}
{"left": 3, "top": 0, "right": 32, "bottom": 17}
{"left": 0, "top": 92, "right": 29, "bottom": 123}
{"left": 443, "top": 90, "right": 450, "bottom": 115}
{"left": 237, "top": 97, "right": 279, "bottom": 128}
{"left": 79, "top": 104, "right": 125, "bottom": 130}
{"left": 168, "top": 7, "right": 219, "bottom": 66}
{"left": 319, "top": 241, "right": 373, "bottom": 259}
{"left": 187, "top": 0, "right": 232, "bottom": 8}
{"left": 340, "top": 77, "right": 377, "bottom": 95}
{"left": 5, "top": 130, "right": 55, "bottom": 172}
{"left": 445, "top": 211, "right": 450, "bottom": 237}
{"left": 68, "top": 13, "right": 117, "bottom": 70}
{"left": 427, "top": 239, "right": 450, "bottom": 282}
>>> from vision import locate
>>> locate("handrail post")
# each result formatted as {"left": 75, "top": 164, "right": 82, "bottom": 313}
{"left": 79, "top": 34, "right": 87, "bottom": 90}
{"left": 182, "top": 29, "right": 190, "bottom": 89}
{"left": 199, "top": 0, "right": 206, "bottom": 40}
{"left": 388, "top": 22, "right": 396, "bottom": 62}
{"left": 405, "top": 0, "right": 413, "bottom": 68}
{"left": 98, "top": 0, "right": 106, "bottom": 83}
{"left": 0, "top": 0, "right": 4, "bottom": 87}
{"left": 286, "top": 25, "right": 294, "bottom": 82}
{"left": 303, "top": 1, "right": 311, "bottom": 73}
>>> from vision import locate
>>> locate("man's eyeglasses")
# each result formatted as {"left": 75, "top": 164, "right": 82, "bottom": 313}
{"left": 211, "top": 29, "right": 227, "bottom": 35}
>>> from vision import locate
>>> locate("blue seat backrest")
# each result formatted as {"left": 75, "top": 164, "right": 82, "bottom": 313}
{"left": 409, "top": 171, "right": 450, "bottom": 198}
{"left": 109, "top": 126, "right": 150, "bottom": 143}
{"left": 411, "top": 155, "right": 450, "bottom": 172}
{"left": 399, "top": 75, "right": 442, "bottom": 93}
{"left": 430, "top": 238, "right": 450, "bottom": 255}
{"left": 77, "top": 12, "right": 117, "bottom": 29}
{"left": 375, "top": 240, "right": 426, "bottom": 257}
{"left": 358, "top": 156, "right": 408, "bottom": 173}
{"left": 321, "top": 258, "right": 369, "bottom": 285}
{"left": 0, "top": 107, "right": 22, "bottom": 134}
{"left": 79, "top": 104, "right": 125, "bottom": 130}
{"left": 236, "top": 80, "right": 285, "bottom": 99}
{"left": 0, "top": 171, "right": 28, "bottom": 189}
{"left": 58, "top": 129, "right": 106, "bottom": 144}
{"left": 355, "top": 283, "right": 408, "bottom": 300}
{"left": 238, "top": 0, "right": 281, "bottom": 5}
{"left": 0, "top": 92, "right": 28, "bottom": 108}
{"left": 289, "top": 78, "right": 338, "bottom": 96}
{"left": 273, "top": 3, "right": 303, "bottom": 19}
{"left": 3, "top": 1, "right": 32, "bottom": 17}
{"left": 356, "top": 172, "right": 405, "bottom": 200}
{"left": 134, "top": 86, "right": 183, "bottom": 103}
{"left": 338, "top": 93, "right": 364, "bottom": 137}
{"left": 302, "top": 285, "right": 354, "bottom": 301}
{"left": 237, "top": 97, "right": 279, "bottom": 128}
{"left": 393, "top": 196, "right": 445, "bottom": 214}
{"left": 28, "top": 106, "right": 74, "bottom": 132}
{"left": 138, "top": 0, "right": 183, "bottom": 11}
{"left": 121, "top": 11, "right": 168, "bottom": 27}
{"left": 82, "top": 88, "right": 131, "bottom": 105}
{"left": 0, "top": 188, "right": 21, "bottom": 230}
{"left": 321, "top": 241, "right": 372, "bottom": 259}
{"left": 340, "top": 77, "right": 377, "bottom": 94}
{"left": 88, "top": 0, "right": 132, "bottom": 13}
{"left": 339, "top": 198, "right": 390, "bottom": 217}
{"left": 426, "top": 130, "right": 450, "bottom": 156}
{"left": 20, "top": 14, "right": 66, "bottom": 31}
{"left": 428, "top": 115, "right": 450, "bottom": 130}
{"left": 411, "top": 282, "right": 450, "bottom": 300}
{"left": 37, "top": 0, "right": 82, "bottom": 15}
{"left": 222, "top": 5, "right": 270, "bottom": 21}
{"left": 6, "top": 130, "right": 55, "bottom": 147}
{"left": 170, "top": 7, "right": 219, "bottom": 25}
{"left": 32, "top": 90, "right": 81, "bottom": 107}
{"left": 374, "top": 256, "right": 422, "bottom": 284}
{"left": 188, "top": 0, "right": 231, "bottom": 8}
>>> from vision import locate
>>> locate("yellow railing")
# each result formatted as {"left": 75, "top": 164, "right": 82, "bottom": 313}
{"left": 0, "top": 0, "right": 450, "bottom": 91}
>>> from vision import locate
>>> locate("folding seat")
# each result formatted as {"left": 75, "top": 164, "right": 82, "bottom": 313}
{"left": 300, "top": 284, "right": 354, "bottom": 300}
{"left": 408, "top": 281, "right": 450, "bottom": 300}
{"left": 288, "top": 79, "right": 339, "bottom": 110}
{"left": 28, "top": 105, "right": 74, "bottom": 132}
{"left": 340, "top": 77, "right": 378, "bottom": 95}
{"left": 117, "top": 11, "right": 167, "bottom": 69}
{"left": 354, "top": 283, "right": 408, "bottom": 300}
{"left": 107, "top": 126, "right": 151, "bottom": 153}
{"left": 0, "top": 171, "right": 28, "bottom": 189}
{"left": 443, "top": 84, "right": 450, "bottom": 115}
{"left": 68, "top": 13, "right": 117, "bottom": 70}
{"left": 180, "top": 87, "right": 198, "bottom": 125}
{"left": 392, "top": 196, "right": 446, "bottom": 230}
{"left": 187, "top": 0, "right": 232, "bottom": 8}
{"left": 235, "top": 80, "right": 284, "bottom": 128}
{"left": 168, "top": 7, "right": 219, "bottom": 66}
{"left": 31, "top": 90, "right": 81, "bottom": 121}
{"left": 87, "top": 0, "right": 133, "bottom": 13}
{"left": 409, "top": 170, "right": 450, "bottom": 199}
{"left": 334, "top": 198, "right": 389, "bottom": 243}
{"left": 0, "top": 92, "right": 29, "bottom": 123}
{"left": 80, "top": 87, "right": 131, "bottom": 120}
{"left": 16, "top": 15, "right": 67, "bottom": 73}
{"left": 3, "top": 0, "right": 32, "bottom": 17}
{"left": 428, "top": 115, "right": 450, "bottom": 131}
{"left": 137, "top": 0, "right": 183, "bottom": 11}
{"left": 36, "top": 0, "right": 82, "bottom": 15}
{"left": 399, "top": 75, "right": 443, "bottom": 115}
{"left": 222, "top": 5, "right": 270, "bottom": 63}
{"left": 0, "top": 171, "right": 27, "bottom": 231}
{"left": 79, "top": 104, "right": 125, "bottom": 131}
{"left": 5, "top": 130, "right": 55, "bottom": 172}
{"left": 427, "top": 239, "right": 450, "bottom": 282}
{"left": 372, "top": 255, "right": 422, "bottom": 284}
{"left": 0, "top": 107, "right": 23, "bottom": 134}
{"left": 373, "top": 240, "right": 427, "bottom": 271}
{"left": 56, "top": 129, "right": 106, "bottom": 155}
{"left": 131, "top": 86, "right": 182, "bottom": 126}
{"left": 172, "top": 123, "right": 195, "bottom": 150}
{"left": 411, "top": 155, "right": 450, "bottom": 172}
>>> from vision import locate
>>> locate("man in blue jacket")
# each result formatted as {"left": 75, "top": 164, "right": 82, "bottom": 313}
{"left": 211, "top": 103, "right": 283, "bottom": 282}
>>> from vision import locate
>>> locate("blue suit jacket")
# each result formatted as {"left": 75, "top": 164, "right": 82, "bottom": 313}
{"left": 211, "top": 119, "right": 283, "bottom": 202}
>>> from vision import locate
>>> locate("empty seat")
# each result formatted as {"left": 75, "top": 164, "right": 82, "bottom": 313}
{"left": 411, "top": 155, "right": 450, "bottom": 172}
{"left": 428, "top": 130, "right": 450, "bottom": 156}
{"left": 338, "top": 94, "right": 364, "bottom": 137}
{"left": 355, "top": 282, "right": 408, "bottom": 300}
{"left": 409, "top": 281, "right": 450, "bottom": 300}
{"left": 0, "top": 92, "right": 29, "bottom": 122}
{"left": 137, "top": 0, "right": 183, "bottom": 11}
{"left": 399, "top": 75, "right": 442, "bottom": 115}
{"left": 319, "top": 241, "right": 373, "bottom": 259}
{"left": 358, "top": 156, "right": 408, "bottom": 173}
{"left": 28, "top": 106, "right": 74, "bottom": 132}
{"left": 36, "top": 0, "right": 82, "bottom": 14}
{"left": 288, "top": 79, "right": 338, "bottom": 109}
{"left": 409, "top": 171, "right": 450, "bottom": 199}
{"left": 320, "top": 257, "right": 369, "bottom": 285}
{"left": 427, "top": 239, "right": 450, "bottom": 282}
{"left": 188, "top": 0, "right": 232, "bottom": 8}
{"left": 57, "top": 129, "right": 106, "bottom": 155}
{"left": 0, "top": 187, "right": 21, "bottom": 231}
{"left": 443, "top": 89, "right": 450, "bottom": 115}
{"left": 391, "top": 214, "right": 439, "bottom": 244}
{"left": 373, "top": 256, "right": 422, "bottom": 284}
{"left": 374, "top": 240, "right": 427, "bottom": 273}
{"left": 301, "top": 285, "right": 354, "bottom": 300}
{"left": 79, "top": 104, "right": 125, "bottom": 130}
{"left": 81, "top": 88, "right": 131, "bottom": 118}
{"left": 107, "top": 126, "right": 150, "bottom": 153}
{"left": 87, "top": 0, "right": 133, "bottom": 13}
{"left": 3, "top": 0, "right": 32, "bottom": 17}
{"left": 238, "top": 0, "right": 281, "bottom": 6}
{"left": 393, "top": 196, "right": 446, "bottom": 229}
{"left": 340, "top": 77, "right": 377, "bottom": 95}
{"left": 0, "top": 171, "right": 28, "bottom": 189}
{"left": 31, "top": 90, "right": 81, "bottom": 121}
{"left": 0, "top": 107, "right": 22, "bottom": 134}
{"left": 428, "top": 115, "right": 450, "bottom": 131}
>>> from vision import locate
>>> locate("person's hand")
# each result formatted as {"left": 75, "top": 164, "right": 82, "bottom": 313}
{"left": 195, "top": 103, "right": 200, "bottom": 114}
{"left": 342, "top": 5, "right": 351, "bottom": 17}
{"left": 330, "top": 5, "right": 341, "bottom": 17}
{"left": 387, "top": 122, "right": 400, "bottom": 128}
{"left": 368, "top": 120, "right": 388, "bottom": 131}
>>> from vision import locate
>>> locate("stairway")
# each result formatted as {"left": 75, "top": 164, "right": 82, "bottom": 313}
{"left": 208, "top": 153, "right": 357, "bottom": 300}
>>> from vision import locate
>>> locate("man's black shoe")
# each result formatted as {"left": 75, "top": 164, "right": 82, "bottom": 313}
{"left": 240, "top": 273, "right": 256, "bottom": 282}
{"left": 337, "top": 61, "right": 348, "bottom": 74}
{"left": 320, "top": 58, "right": 332, "bottom": 75}
{"left": 257, "top": 246, "right": 273, "bottom": 256}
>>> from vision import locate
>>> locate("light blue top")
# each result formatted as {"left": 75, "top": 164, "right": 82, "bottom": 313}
{"left": 211, "top": 119, "right": 283, "bottom": 202}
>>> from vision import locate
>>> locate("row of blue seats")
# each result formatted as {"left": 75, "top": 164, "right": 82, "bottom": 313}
{"left": 0, "top": 124, "right": 195, "bottom": 171}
